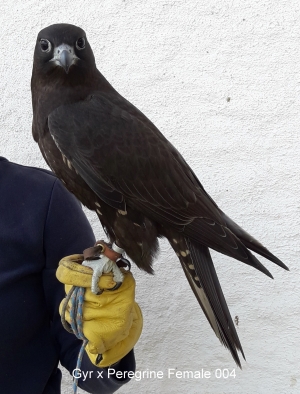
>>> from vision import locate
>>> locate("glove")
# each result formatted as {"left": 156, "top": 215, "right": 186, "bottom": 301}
{"left": 56, "top": 254, "right": 143, "bottom": 367}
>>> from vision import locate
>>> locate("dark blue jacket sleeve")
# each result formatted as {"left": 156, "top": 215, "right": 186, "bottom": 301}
{"left": 77, "top": 350, "right": 136, "bottom": 393}
{"left": 42, "top": 179, "right": 135, "bottom": 393}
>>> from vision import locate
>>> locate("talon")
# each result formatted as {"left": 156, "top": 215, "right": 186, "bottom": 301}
{"left": 107, "top": 282, "right": 122, "bottom": 291}
{"left": 82, "top": 257, "right": 124, "bottom": 294}
{"left": 82, "top": 259, "right": 105, "bottom": 294}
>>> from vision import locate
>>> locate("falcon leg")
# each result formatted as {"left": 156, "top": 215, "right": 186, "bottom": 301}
{"left": 82, "top": 243, "right": 124, "bottom": 294}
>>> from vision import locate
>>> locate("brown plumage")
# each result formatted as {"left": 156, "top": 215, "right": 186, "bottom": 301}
{"left": 31, "top": 23, "right": 288, "bottom": 367}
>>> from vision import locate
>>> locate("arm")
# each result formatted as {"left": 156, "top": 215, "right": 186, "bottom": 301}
{"left": 42, "top": 178, "right": 135, "bottom": 393}
{"left": 78, "top": 350, "right": 136, "bottom": 393}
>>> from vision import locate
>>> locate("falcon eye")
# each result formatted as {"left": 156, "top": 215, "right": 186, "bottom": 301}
{"left": 76, "top": 37, "right": 86, "bottom": 50}
{"left": 40, "top": 39, "right": 51, "bottom": 53}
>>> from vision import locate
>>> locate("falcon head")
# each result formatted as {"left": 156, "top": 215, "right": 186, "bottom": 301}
{"left": 33, "top": 23, "right": 96, "bottom": 78}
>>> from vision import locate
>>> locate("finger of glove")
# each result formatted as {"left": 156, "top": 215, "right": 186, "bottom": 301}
{"left": 63, "top": 270, "right": 135, "bottom": 307}
{"left": 59, "top": 271, "right": 137, "bottom": 354}
{"left": 81, "top": 273, "right": 136, "bottom": 353}
{"left": 86, "top": 301, "right": 143, "bottom": 367}
{"left": 59, "top": 271, "right": 135, "bottom": 320}
{"left": 56, "top": 255, "right": 118, "bottom": 290}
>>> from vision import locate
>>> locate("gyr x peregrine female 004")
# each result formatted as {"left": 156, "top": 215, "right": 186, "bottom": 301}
{"left": 31, "top": 23, "right": 288, "bottom": 367}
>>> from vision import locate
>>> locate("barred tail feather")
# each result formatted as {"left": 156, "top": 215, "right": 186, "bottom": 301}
{"left": 175, "top": 237, "right": 245, "bottom": 368}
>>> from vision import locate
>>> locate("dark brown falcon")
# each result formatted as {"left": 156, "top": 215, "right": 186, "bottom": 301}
{"left": 31, "top": 23, "right": 288, "bottom": 367}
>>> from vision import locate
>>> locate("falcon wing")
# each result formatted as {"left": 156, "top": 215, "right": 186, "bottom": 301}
{"left": 48, "top": 93, "right": 286, "bottom": 274}
{"left": 48, "top": 94, "right": 219, "bottom": 223}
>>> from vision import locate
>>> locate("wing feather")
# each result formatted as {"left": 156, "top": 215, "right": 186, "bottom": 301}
{"left": 48, "top": 93, "right": 286, "bottom": 272}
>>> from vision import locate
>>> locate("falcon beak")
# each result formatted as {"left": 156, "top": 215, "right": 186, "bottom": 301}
{"left": 59, "top": 50, "right": 74, "bottom": 74}
{"left": 50, "top": 44, "right": 79, "bottom": 74}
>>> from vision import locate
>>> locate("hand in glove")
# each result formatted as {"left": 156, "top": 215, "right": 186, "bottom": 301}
{"left": 56, "top": 254, "right": 143, "bottom": 367}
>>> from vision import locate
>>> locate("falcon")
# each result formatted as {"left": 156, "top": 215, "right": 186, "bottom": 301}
{"left": 31, "top": 23, "right": 288, "bottom": 367}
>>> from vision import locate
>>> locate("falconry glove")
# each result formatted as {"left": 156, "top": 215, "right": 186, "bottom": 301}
{"left": 56, "top": 254, "right": 143, "bottom": 367}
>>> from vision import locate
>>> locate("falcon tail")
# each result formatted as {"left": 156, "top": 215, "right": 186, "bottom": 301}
{"left": 221, "top": 213, "right": 289, "bottom": 271}
{"left": 173, "top": 237, "right": 245, "bottom": 368}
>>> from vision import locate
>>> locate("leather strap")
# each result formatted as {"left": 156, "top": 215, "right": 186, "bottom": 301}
{"left": 83, "top": 240, "right": 122, "bottom": 262}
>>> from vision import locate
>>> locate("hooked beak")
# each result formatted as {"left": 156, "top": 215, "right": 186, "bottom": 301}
{"left": 50, "top": 44, "right": 79, "bottom": 74}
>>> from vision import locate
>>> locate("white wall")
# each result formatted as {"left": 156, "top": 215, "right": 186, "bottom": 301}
{"left": 0, "top": 1, "right": 299, "bottom": 393}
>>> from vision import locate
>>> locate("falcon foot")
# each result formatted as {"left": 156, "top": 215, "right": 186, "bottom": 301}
{"left": 82, "top": 241, "right": 125, "bottom": 295}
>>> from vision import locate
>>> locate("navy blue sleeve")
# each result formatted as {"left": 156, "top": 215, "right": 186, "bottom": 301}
{"left": 77, "top": 350, "right": 136, "bottom": 393}
{"left": 42, "top": 179, "right": 135, "bottom": 393}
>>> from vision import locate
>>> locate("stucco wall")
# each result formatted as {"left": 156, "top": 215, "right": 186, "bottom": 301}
{"left": 0, "top": 1, "right": 299, "bottom": 393}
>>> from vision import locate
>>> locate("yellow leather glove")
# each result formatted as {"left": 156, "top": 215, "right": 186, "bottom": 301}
{"left": 56, "top": 254, "right": 143, "bottom": 367}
